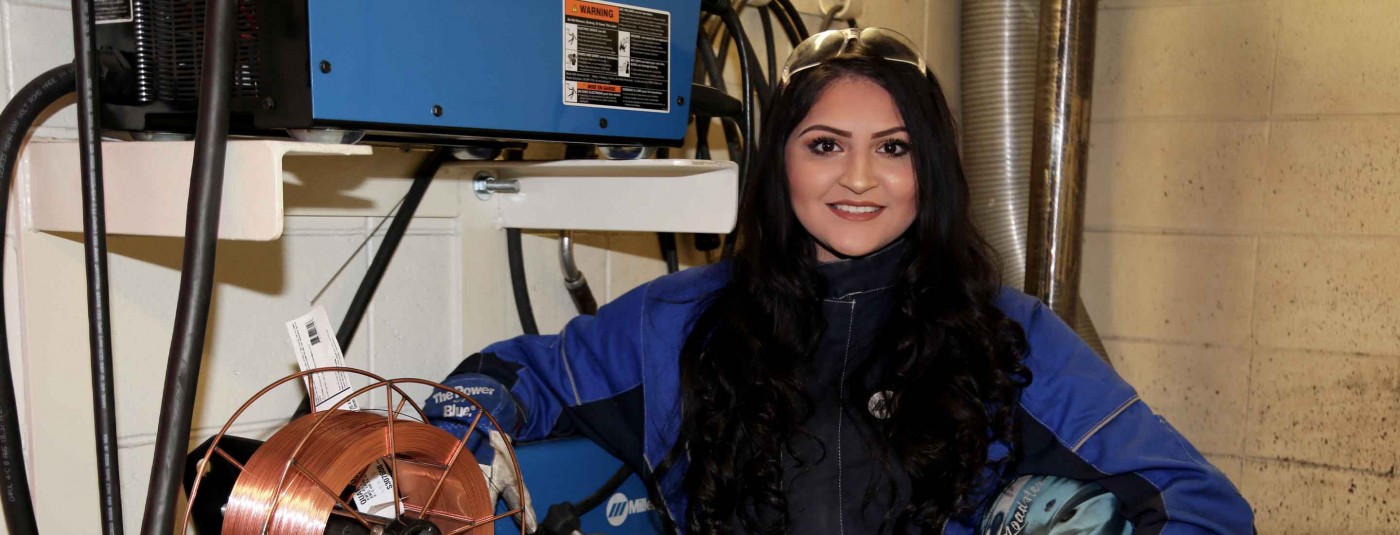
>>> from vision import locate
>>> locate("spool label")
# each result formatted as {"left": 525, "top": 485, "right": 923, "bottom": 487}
{"left": 562, "top": 0, "right": 670, "bottom": 112}
{"left": 351, "top": 459, "right": 397, "bottom": 517}
{"left": 286, "top": 306, "right": 360, "bottom": 412}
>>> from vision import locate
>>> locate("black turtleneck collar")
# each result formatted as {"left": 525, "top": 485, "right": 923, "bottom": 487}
{"left": 814, "top": 239, "right": 909, "bottom": 299}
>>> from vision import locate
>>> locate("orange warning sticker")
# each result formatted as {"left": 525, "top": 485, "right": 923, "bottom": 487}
{"left": 562, "top": 0, "right": 670, "bottom": 112}
{"left": 566, "top": 0, "right": 620, "bottom": 23}
{"left": 578, "top": 82, "right": 622, "bottom": 93}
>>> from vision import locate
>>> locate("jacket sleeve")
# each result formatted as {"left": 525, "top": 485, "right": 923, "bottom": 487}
{"left": 1009, "top": 298, "right": 1254, "bottom": 535}
{"left": 426, "top": 281, "right": 654, "bottom": 468}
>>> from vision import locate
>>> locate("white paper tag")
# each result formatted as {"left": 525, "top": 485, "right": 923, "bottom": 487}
{"left": 352, "top": 459, "right": 397, "bottom": 517}
{"left": 286, "top": 305, "right": 359, "bottom": 412}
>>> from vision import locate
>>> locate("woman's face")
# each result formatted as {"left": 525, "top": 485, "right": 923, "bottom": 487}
{"left": 785, "top": 77, "right": 918, "bottom": 262}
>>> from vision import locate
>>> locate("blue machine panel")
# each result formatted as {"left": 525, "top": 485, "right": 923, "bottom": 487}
{"left": 498, "top": 437, "right": 663, "bottom": 533}
{"left": 306, "top": 0, "right": 700, "bottom": 145}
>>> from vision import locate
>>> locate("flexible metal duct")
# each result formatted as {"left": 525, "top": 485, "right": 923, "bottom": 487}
{"left": 961, "top": 0, "right": 1107, "bottom": 358}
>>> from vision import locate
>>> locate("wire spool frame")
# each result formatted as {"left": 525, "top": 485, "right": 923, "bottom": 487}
{"left": 182, "top": 368, "right": 526, "bottom": 535}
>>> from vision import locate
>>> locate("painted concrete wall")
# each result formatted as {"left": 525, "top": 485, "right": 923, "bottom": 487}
{"left": 1084, "top": 0, "right": 1399, "bottom": 530}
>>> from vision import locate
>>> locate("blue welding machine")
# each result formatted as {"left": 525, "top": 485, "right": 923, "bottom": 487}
{"left": 96, "top": 0, "right": 701, "bottom": 147}
{"left": 497, "top": 438, "right": 663, "bottom": 533}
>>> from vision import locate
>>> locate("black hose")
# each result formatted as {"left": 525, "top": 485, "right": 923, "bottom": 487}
{"left": 336, "top": 149, "right": 449, "bottom": 350}
{"left": 290, "top": 149, "right": 450, "bottom": 421}
{"left": 776, "top": 0, "right": 810, "bottom": 39}
{"left": 712, "top": 27, "right": 770, "bottom": 111}
{"left": 718, "top": 6, "right": 755, "bottom": 259}
{"left": 0, "top": 63, "right": 73, "bottom": 535}
{"left": 758, "top": 6, "right": 778, "bottom": 91}
{"left": 140, "top": 0, "right": 237, "bottom": 532}
{"left": 767, "top": 0, "right": 802, "bottom": 46}
{"left": 506, "top": 228, "right": 540, "bottom": 336}
{"left": 657, "top": 232, "right": 679, "bottom": 274}
{"left": 694, "top": 34, "right": 744, "bottom": 164}
{"left": 574, "top": 465, "right": 634, "bottom": 513}
{"left": 71, "top": 1, "right": 123, "bottom": 532}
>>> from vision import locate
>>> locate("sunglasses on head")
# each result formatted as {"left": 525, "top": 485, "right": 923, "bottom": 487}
{"left": 780, "top": 27, "right": 928, "bottom": 85}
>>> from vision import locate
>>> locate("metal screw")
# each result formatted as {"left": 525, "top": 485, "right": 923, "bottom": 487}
{"left": 319, "top": 60, "right": 332, "bottom": 73}
{"left": 599, "top": 117, "right": 608, "bottom": 128}
{"left": 261, "top": 97, "right": 276, "bottom": 110}
{"left": 677, "top": 96, "right": 685, "bottom": 106}
{"left": 432, "top": 104, "right": 444, "bottom": 117}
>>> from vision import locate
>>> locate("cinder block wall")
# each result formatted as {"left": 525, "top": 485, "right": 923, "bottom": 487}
{"left": 1083, "top": 0, "right": 1399, "bottom": 530}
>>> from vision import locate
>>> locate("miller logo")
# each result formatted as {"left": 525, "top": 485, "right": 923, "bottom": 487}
{"left": 605, "top": 492, "right": 653, "bottom": 527}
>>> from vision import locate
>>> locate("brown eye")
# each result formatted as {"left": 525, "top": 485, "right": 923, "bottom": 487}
{"left": 807, "top": 137, "right": 841, "bottom": 155}
{"left": 879, "top": 140, "right": 911, "bottom": 157}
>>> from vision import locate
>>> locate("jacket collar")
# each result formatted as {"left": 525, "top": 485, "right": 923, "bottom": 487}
{"left": 815, "top": 239, "right": 908, "bottom": 300}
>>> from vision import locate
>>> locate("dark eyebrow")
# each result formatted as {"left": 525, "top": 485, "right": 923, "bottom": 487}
{"left": 797, "top": 125, "right": 852, "bottom": 137}
{"left": 871, "top": 126, "right": 907, "bottom": 138}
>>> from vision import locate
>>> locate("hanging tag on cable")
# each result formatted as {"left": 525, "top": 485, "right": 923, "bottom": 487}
{"left": 286, "top": 305, "right": 360, "bottom": 412}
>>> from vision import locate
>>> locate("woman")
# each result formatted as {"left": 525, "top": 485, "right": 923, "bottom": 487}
{"left": 427, "top": 28, "right": 1253, "bottom": 534}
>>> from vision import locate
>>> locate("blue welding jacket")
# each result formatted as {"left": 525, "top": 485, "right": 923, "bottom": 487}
{"left": 427, "top": 241, "right": 1254, "bottom": 534}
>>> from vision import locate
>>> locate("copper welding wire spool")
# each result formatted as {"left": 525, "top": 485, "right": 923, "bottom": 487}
{"left": 222, "top": 410, "right": 493, "bottom": 534}
{"left": 182, "top": 370, "right": 525, "bottom": 535}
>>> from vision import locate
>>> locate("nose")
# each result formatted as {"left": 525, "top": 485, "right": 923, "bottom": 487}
{"left": 838, "top": 153, "right": 877, "bottom": 195}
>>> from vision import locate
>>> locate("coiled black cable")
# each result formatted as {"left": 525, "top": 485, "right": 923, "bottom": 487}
{"left": 716, "top": 6, "right": 755, "bottom": 259}
{"left": 140, "top": 0, "right": 238, "bottom": 532}
{"left": 775, "top": 0, "right": 811, "bottom": 39}
{"left": 0, "top": 62, "right": 75, "bottom": 535}
{"left": 758, "top": 6, "right": 778, "bottom": 90}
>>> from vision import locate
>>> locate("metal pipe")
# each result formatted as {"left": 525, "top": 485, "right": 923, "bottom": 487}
{"left": 961, "top": 0, "right": 1040, "bottom": 291}
{"left": 963, "top": 0, "right": 1107, "bottom": 358}
{"left": 1025, "top": 0, "right": 1099, "bottom": 327}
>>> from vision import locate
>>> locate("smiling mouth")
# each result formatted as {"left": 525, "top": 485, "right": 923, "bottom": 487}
{"left": 828, "top": 203, "right": 885, "bottom": 221}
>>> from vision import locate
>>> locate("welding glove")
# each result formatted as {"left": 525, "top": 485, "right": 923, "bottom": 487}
{"left": 978, "top": 475, "right": 1131, "bottom": 535}
{"left": 425, "top": 373, "right": 538, "bottom": 532}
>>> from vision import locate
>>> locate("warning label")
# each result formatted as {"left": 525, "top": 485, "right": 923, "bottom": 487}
{"left": 563, "top": 0, "right": 670, "bottom": 113}
{"left": 96, "top": 0, "right": 133, "bottom": 24}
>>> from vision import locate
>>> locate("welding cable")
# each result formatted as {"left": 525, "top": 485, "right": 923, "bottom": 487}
{"left": 776, "top": 0, "right": 811, "bottom": 39}
{"left": 758, "top": 6, "right": 778, "bottom": 90}
{"left": 70, "top": 1, "right": 124, "bottom": 532}
{"left": 0, "top": 63, "right": 75, "bottom": 535}
{"left": 287, "top": 150, "right": 448, "bottom": 422}
{"left": 140, "top": 0, "right": 238, "bottom": 532}
{"left": 711, "top": 21, "right": 771, "bottom": 112}
{"left": 657, "top": 232, "right": 680, "bottom": 274}
{"left": 336, "top": 148, "right": 450, "bottom": 351}
{"left": 717, "top": 5, "right": 755, "bottom": 259}
{"left": 766, "top": 1, "right": 801, "bottom": 47}
{"left": 507, "top": 230, "right": 540, "bottom": 336}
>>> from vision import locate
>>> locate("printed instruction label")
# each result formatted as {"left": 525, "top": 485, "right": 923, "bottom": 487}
{"left": 96, "top": 0, "right": 134, "bottom": 24}
{"left": 351, "top": 459, "right": 397, "bottom": 517}
{"left": 563, "top": 0, "right": 670, "bottom": 113}
{"left": 286, "top": 306, "right": 359, "bottom": 412}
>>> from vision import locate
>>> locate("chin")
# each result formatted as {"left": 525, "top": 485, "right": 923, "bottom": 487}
{"left": 822, "top": 237, "right": 891, "bottom": 259}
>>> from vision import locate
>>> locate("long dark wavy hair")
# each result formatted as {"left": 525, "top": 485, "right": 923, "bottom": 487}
{"left": 660, "top": 44, "right": 1033, "bottom": 533}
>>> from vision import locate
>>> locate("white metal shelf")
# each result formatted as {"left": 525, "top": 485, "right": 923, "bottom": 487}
{"left": 21, "top": 140, "right": 738, "bottom": 241}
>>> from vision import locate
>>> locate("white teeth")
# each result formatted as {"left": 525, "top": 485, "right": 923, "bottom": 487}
{"left": 833, "top": 204, "right": 881, "bottom": 214}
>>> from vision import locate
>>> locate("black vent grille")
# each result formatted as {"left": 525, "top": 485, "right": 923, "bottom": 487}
{"left": 133, "top": 0, "right": 261, "bottom": 104}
